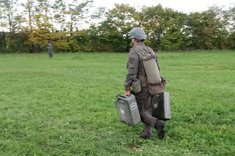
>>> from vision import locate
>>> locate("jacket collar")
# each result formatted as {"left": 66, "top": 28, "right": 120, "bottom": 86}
{"left": 134, "top": 42, "right": 145, "bottom": 47}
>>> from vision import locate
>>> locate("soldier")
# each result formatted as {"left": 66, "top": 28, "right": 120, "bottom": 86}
{"left": 124, "top": 27, "right": 165, "bottom": 139}
{"left": 47, "top": 41, "right": 53, "bottom": 58}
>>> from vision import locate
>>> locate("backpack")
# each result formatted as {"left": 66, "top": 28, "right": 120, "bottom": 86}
{"left": 135, "top": 45, "right": 164, "bottom": 95}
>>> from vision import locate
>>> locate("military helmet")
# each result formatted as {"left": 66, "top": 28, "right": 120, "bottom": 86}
{"left": 128, "top": 27, "right": 147, "bottom": 40}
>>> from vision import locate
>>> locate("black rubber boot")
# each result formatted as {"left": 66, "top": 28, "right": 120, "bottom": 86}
{"left": 155, "top": 119, "right": 165, "bottom": 139}
{"left": 140, "top": 127, "right": 152, "bottom": 139}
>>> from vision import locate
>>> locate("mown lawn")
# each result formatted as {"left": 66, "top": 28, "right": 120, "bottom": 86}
{"left": 0, "top": 51, "right": 234, "bottom": 156}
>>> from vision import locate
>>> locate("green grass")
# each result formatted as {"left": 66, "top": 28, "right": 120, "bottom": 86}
{"left": 0, "top": 51, "right": 234, "bottom": 156}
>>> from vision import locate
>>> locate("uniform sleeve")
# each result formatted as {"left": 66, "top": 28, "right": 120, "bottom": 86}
{"left": 125, "top": 51, "right": 139, "bottom": 91}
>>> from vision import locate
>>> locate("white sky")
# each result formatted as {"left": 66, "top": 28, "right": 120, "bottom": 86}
{"left": 93, "top": 0, "right": 235, "bottom": 13}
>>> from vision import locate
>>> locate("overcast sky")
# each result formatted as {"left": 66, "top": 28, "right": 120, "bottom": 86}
{"left": 93, "top": 0, "right": 235, "bottom": 13}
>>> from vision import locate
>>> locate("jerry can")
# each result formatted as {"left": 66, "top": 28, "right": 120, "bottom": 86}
{"left": 152, "top": 91, "right": 171, "bottom": 120}
{"left": 115, "top": 94, "right": 141, "bottom": 125}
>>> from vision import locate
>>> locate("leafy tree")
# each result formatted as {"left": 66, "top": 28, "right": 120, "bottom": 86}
{"left": 0, "top": 0, "right": 28, "bottom": 52}
{"left": 0, "top": 1, "right": 7, "bottom": 50}
{"left": 63, "top": 0, "right": 93, "bottom": 51}
{"left": 140, "top": 5, "right": 187, "bottom": 51}
{"left": 1, "top": 1, "right": 235, "bottom": 52}
{"left": 21, "top": 0, "right": 35, "bottom": 32}
{"left": 0, "top": 0, "right": 18, "bottom": 32}
{"left": 65, "top": 0, "right": 93, "bottom": 34}
{"left": 227, "top": 5, "right": 235, "bottom": 49}
{"left": 96, "top": 4, "right": 138, "bottom": 52}
{"left": 159, "top": 11, "right": 187, "bottom": 51}
{"left": 186, "top": 11, "right": 222, "bottom": 50}
{"left": 21, "top": 0, "right": 53, "bottom": 52}
{"left": 0, "top": 32, "right": 6, "bottom": 51}
{"left": 82, "top": 7, "right": 106, "bottom": 51}
{"left": 140, "top": 5, "right": 167, "bottom": 50}
{"left": 89, "top": 7, "right": 106, "bottom": 27}
{"left": 52, "top": 0, "right": 66, "bottom": 31}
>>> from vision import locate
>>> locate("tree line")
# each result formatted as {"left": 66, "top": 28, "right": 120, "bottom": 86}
{"left": 0, "top": 0, "right": 234, "bottom": 53}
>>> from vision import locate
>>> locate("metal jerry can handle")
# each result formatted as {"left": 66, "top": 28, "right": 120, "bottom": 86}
{"left": 116, "top": 94, "right": 129, "bottom": 98}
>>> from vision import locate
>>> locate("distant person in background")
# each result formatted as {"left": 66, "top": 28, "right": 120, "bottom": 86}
{"left": 48, "top": 41, "right": 53, "bottom": 58}
{"left": 124, "top": 27, "right": 165, "bottom": 139}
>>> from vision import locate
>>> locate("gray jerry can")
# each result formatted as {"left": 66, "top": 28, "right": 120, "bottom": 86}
{"left": 115, "top": 94, "right": 141, "bottom": 125}
{"left": 152, "top": 92, "right": 171, "bottom": 120}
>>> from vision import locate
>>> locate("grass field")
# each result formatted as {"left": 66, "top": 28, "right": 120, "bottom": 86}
{"left": 0, "top": 51, "right": 234, "bottom": 156}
